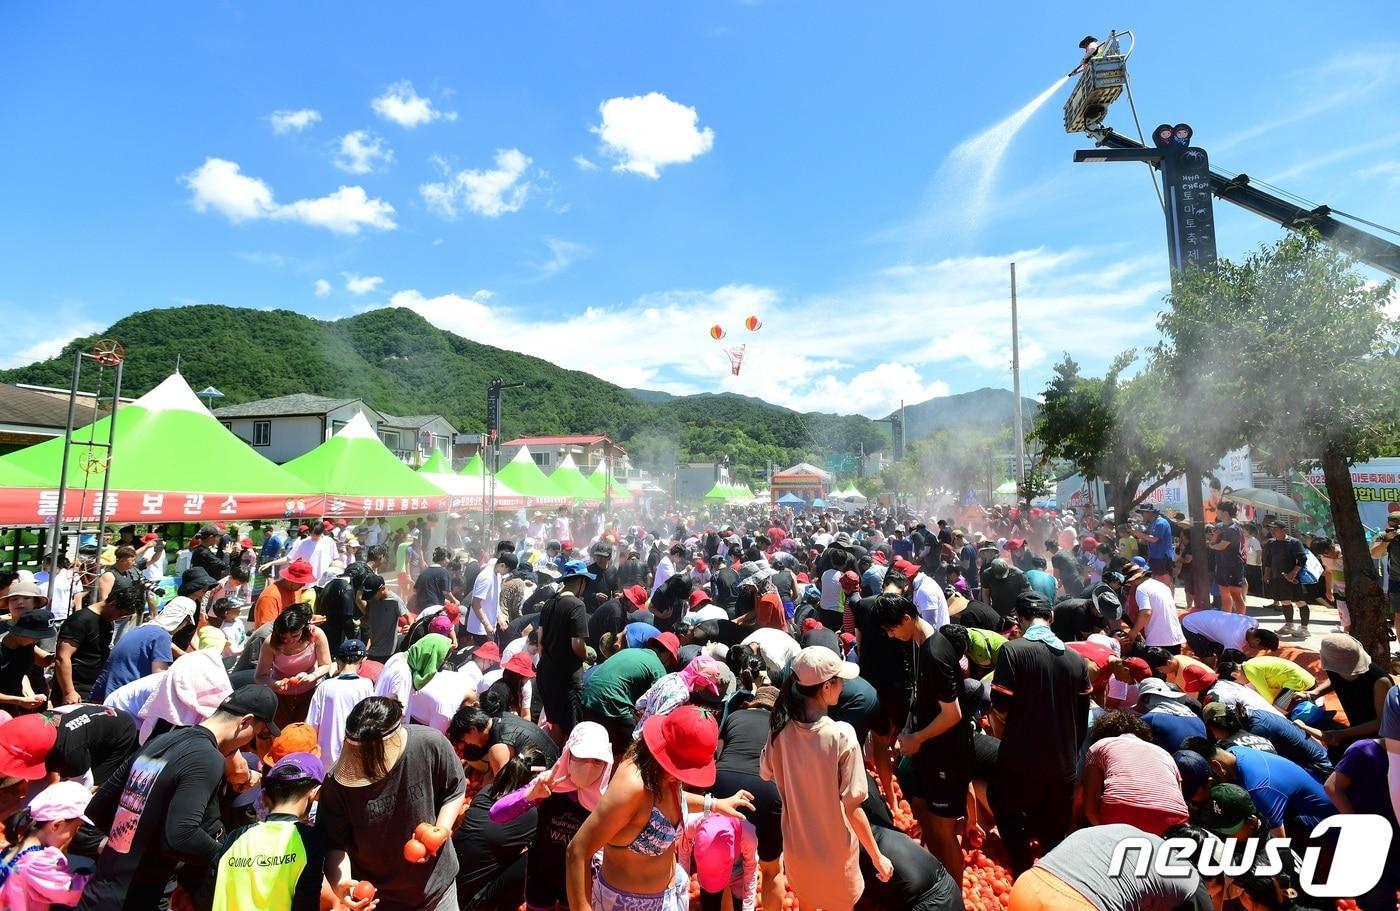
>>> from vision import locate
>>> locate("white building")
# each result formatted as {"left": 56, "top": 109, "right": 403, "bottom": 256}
{"left": 214, "top": 393, "right": 456, "bottom": 465}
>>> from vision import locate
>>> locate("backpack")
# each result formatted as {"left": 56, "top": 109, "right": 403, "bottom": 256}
{"left": 1299, "top": 548, "right": 1324, "bottom": 586}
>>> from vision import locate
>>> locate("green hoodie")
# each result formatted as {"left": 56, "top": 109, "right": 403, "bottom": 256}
{"left": 406, "top": 633, "right": 451, "bottom": 690}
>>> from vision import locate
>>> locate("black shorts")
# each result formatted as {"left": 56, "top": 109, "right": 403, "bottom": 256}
{"left": 1304, "top": 580, "right": 1328, "bottom": 603}
{"left": 1183, "top": 628, "right": 1223, "bottom": 658}
{"left": 1215, "top": 569, "right": 1244, "bottom": 588}
{"left": 870, "top": 685, "right": 910, "bottom": 738}
{"left": 913, "top": 736, "right": 973, "bottom": 819}
{"left": 1269, "top": 576, "right": 1304, "bottom": 602}
{"left": 713, "top": 768, "right": 783, "bottom": 861}
{"left": 1148, "top": 556, "right": 1175, "bottom": 576}
{"left": 971, "top": 731, "right": 1001, "bottom": 781}
{"left": 540, "top": 683, "right": 581, "bottom": 737}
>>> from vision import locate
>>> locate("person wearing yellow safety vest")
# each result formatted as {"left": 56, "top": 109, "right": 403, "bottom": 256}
{"left": 206, "top": 752, "right": 330, "bottom": 911}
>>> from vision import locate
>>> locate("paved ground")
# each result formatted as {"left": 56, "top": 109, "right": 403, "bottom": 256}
{"left": 1172, "top": 588, "right": 1343, "bottom": 651}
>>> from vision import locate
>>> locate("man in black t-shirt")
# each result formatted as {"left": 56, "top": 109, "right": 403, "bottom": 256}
{"left": 869, "top": 593, "right": 972, "bottom": 883}
{"left": 79, "top": 685, "right": 279, "bottom": 911}
{"left": 190, "top": 525, "right": 230, "bottom": 581}
{"left": 1209, "top": 502, "right": 1247, "bottom": 616}
{"left": 537, "top": 561, "right": 591, "bottom": 745}
{"left": 988, "top": 591, "right": 1092, "bottom": 875}
{"left": 979, "top": 558, "right": 1029, "bottom": 620}
{"left": 0, "top": 703, "right": 139, "bottom": 787}
{"left": 582, "top": 541, "right": 617, "bottom": 607}
{"left": 1370, "top": 512, "right": 1400, "bottom": 643}
{"left": 415, "top": 547, "right": 455, "bottom": 613}
{"left": 950, "top": 597, "right": 1006, "bottom": 634}
{"left": 710, "top": 555, "right": 740, "bottom": 613}
{"left": 850, "top": 573, "right": 913, "bottom": 802}
{"left": 56, "top": 583, "right": 142, "bottom": 704}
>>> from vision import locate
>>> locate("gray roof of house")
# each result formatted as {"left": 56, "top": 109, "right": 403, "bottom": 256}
{"left": 380, "top": 413, "right": 456, "bottom": 432}
{"left": 213, "top": 393, "right": 360, "bottom": 419}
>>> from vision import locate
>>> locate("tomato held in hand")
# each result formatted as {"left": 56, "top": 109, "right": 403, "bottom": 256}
{"left": 403, "top": 838, "right": 428, "bottom": 863}
{"left": 351, "top": 880, "right": 377, "bottom": 901}
{"left": 414, "top": 823, "right": 450, "bottom": 855}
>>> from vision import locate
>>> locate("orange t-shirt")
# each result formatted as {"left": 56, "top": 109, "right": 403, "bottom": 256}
{"left": 253, "top": 582, "right": 298, "bottom": 628}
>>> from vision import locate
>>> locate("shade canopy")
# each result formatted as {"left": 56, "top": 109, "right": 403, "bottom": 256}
{"left": 281, "top": 412, "right": 448, "bottom": 514}
{"left": 493, "top": 446, "right": 568, "bottom": 503}
{"left": 587, "top": 463, "right": 632, "bottom": 502}
{"left": 776, "top": 492, "right": 804, "bottom": 506}
{"left": 417, "top": 450, "right": 450, "bottom": 473}
{"left": 0, "top": 373, "right": 315, "bottom": 524}
{"left": 549, "top": 454, "right": 602, "bottom": 502}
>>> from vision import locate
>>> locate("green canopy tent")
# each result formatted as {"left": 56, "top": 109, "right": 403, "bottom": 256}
{"left": 434, "top": 451, "right": 528, "bottom": 508}
{"left": 587, "top": 463, "right": 632, "bottom": 502}
{"left": 494, "top": 446, "right": 568, "bottom": 505}
{"left": 417, "top": 450, "right": 451, "bottom": 474}
{"left": 702, "top": 482, "right": 730, "bottom": 501}
{"left": 281, "top": 411, "right": 448, "bottom": 514}
{"left": 549, "top": 454, "right": 602, "bottom": 503}
{"left": 0, "top": 373, "right": 315, "bottom": 524}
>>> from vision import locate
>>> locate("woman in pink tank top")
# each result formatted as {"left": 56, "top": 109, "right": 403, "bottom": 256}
{"left": 255, "top": 603, "right": 332, "bottom": 725}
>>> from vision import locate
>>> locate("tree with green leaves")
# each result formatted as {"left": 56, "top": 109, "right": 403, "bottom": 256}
{"left": 1029, "top": 352, "right": 1181, "bottom": 518}
{"left": 1157, "top": 233, "right": 1400, "bottom": 659}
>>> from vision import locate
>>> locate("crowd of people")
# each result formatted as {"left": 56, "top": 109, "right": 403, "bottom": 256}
{"left": 0, "top": 496, "right": 1396, "bottom": 911}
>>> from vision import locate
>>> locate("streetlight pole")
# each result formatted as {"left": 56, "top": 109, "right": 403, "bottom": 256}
{"left": 1075, "top": 124, "right": 1218, "bottom": 609}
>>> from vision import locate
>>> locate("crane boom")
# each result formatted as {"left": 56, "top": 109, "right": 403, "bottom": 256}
{"left": 1089, "top": 128, "right": 1400, "bottom": 278}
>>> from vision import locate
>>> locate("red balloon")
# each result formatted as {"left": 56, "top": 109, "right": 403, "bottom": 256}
{"left": 744, "top": 315, "right": 762, "bottom": 331}
{"left": 709, "top": 324, "right": 726, "bottom": 340}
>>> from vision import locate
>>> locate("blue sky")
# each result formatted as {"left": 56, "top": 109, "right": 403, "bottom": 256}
{"left": 2, "top": 3, "right": 1397, "bottom": 417}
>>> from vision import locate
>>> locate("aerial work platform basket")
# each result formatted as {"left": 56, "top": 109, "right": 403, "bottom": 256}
{"left": 1063, "top": 30, "right": 1132, "bottom": 134}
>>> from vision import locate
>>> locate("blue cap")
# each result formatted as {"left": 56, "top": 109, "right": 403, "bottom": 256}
{"left": 336, "top": 638, "right": 367, "bottom": 661}
{"left": 559, "top": 559, "right": 597, "bottom": 581}
{"left": 1172, "top": 749, "right": 1212, "bottom": 801}
{"left": 268, "top": 751, "right": 325, "bottom": 784}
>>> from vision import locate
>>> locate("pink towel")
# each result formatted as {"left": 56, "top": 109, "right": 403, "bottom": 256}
{"left": 137, "top": 649, "right": 232, "bottom": 743}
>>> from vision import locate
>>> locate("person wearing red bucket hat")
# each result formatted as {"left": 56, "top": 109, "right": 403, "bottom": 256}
{"left": 567, "top": 705, "right": 743, "bottom": 911}
{"left": 759, "top": 646, "right": 891, "bottom": 908}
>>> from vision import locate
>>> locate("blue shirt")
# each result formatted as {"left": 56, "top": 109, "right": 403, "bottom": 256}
{"left": 1025, "top": 570, "right": 1058, "bottom": 602}
{"left": 1244, "top": 708, "right": 1333, "bottom": 782}
{"left": 1143, "top": 710, "right": 1206, "bottom": 752}
{"left": 890, "top": 538, "right": 913, "bottom": 559}
{"left": 1228, "top": 745, "right": 1335, "bottom": 831}
{"left": 91, "top": 625, "right": 174, "bottom": 702}
{"left": 1146, "top": 516, "right": 1175, "bottom": 560}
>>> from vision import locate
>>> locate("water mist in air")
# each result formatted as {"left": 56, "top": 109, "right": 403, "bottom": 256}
{"left": 915, "top": 74, "right": 1069, "bottom": 248}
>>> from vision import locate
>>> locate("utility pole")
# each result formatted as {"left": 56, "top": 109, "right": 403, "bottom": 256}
{"left": 1010, "top": 263, "right": 1025, "bottom": 497}
{"left": 485, "top": 378, "right": 524, "bottom": 542}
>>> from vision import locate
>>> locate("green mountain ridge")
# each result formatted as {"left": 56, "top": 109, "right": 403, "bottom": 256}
{"left": 0, "top": 305, "right": 887, "bottom": 479}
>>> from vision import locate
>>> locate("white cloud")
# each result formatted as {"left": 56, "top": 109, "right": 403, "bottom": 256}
{"left": 269, "top": 108, "right": 320, "bottom": 134}
{"left": 314, "top": 279, "right": 331, "bottom": 297}
{"left": 592, "top": 92, "right": 715, "bottom": 178}
{"left": 0, "top": 322, "right": 104, "bottom": 368}
{"left": 387, "top": 244, "right": 1167, "bottom": 417}
{"left": 419, "top": 148, "right": 532, "bottom": 219}
{"left": 573, "top": 155, "right": 599, "bottom": 171}
{"left": 371, "top": 81, "right": 456, "bottom": 128}
{"left": 343, "top": 273, "right": 384, "bottom": 295}
{"left": 535, "top": 237, "right": 590, "bottom": 277}
{"left": 334, "top": 131, "right": 393, "bottom": 174}
{"left": 184, "top": 157, "right": 276, "bottom": 222}
{"left": 182, "top": 158, "right": 397, "bottom": 235}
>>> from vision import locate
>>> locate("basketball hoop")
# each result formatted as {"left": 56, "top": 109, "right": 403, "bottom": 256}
{"left": 725, "top": 345, "right": 747, "bottom": 376}
{"left": 90, "top": 339, "right": 125, "bottom": 366}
